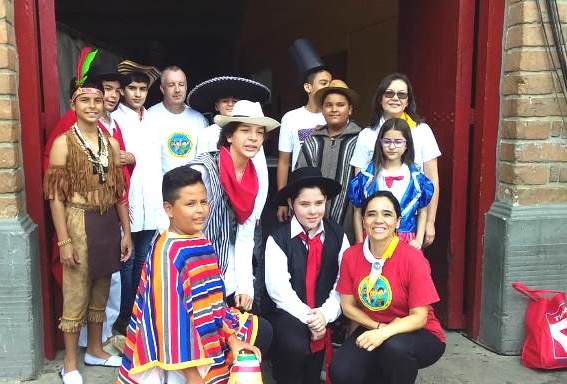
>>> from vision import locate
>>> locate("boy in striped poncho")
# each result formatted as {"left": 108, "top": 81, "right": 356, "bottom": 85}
{"left": 117, "top": 167, "right": 270, "bottom": 384}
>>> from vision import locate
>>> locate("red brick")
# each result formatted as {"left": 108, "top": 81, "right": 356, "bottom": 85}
{"left": 502, "top": 96, "right": 567, "bottom": 117}
{"left": 0, "top": 120, "right": 17, "bottom": 142}
{"left": 0, "top": 97, "right": 18, "bottom": 119}
{"left": 0, "top": 20, "right": 14, "bottom": 45}
{"left": 502, "top": 73, "right": 557, "bottom": 95}
{"left": 506, "top": 24, "right": 549, "bottom": 49}
{"left": 0, "top": 72, "right": 16, "bottom": 94}
{"left": 499, "top": 162, "right": 548, "bottom": 184}
{"left": 504, "top": 49, "right": 556, "bottom": 72}
{"left": 560, "top": 167, "right": 567, "bottom": 182}
{"left": 0, "top": 45, "right": 16, "bottom": 70}
{"left": 499, "top": 142, "right": 567, "bottom": 162}
{"left": 501, "top": 120, "right": 551, "bottom": 139}
{"left": 0, "top": 144, "right": 18, "bottom": 167}
{"left": 498, "top": 183, "right": 567, "bottom": 205}
{"left": 0, "top": 169, "right": 22, "bottom": 193}
{"left": 0, "top": 193, "right": 22, "bottom": 217}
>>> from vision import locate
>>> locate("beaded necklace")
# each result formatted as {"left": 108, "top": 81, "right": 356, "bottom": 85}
{"left": 72, "top": 123, "right": 109, "bottom": 183}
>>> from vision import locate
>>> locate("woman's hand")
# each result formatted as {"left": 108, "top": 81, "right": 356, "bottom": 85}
{"left": 60, "top": 244, "right": 80, "bottom": 267}
{"left": 307, "top": 309, "right": 326, "bottom": 333}
{"left": 423, "top": 221, "right": 435, "bottom": 247}
{"left": 234, "top": 294, "right": 253, "bottom": 311}
{"left": 228, "top": 335, "right": 262, "bottom": 363}
{"left": 121, "top": 233, "right": 133, "bottom": 262}
{"left": 409, "top": 238, "right": 423, "bottom": 249}
{"left": 355, "top": 328, "right": 390, "bottom": 352}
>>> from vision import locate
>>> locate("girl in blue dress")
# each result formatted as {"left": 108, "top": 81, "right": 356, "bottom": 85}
{"left": 348, "top": 118, "right": 433, "bottom": 249}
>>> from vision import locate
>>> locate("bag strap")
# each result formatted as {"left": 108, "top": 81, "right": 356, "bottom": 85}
{"left": 512, "top": 282, "right": 564, "bottom": 301}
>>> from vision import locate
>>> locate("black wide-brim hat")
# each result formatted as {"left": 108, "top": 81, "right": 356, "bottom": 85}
{"left": 275, "top": 167, "right": 342, "bottom": 206}
{"left": 187, "top": 76, "right": 271, "bottom": 114}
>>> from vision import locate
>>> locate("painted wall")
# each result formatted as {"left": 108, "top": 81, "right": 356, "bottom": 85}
{"left": 237, "top": 0, "right": 399, "bottom": 125}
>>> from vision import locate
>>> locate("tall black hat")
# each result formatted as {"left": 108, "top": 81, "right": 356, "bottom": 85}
{"left": 86, "top": 49, "right": 127, "bottom": 86}
{"left": 274, "top": 167, "right": 341, "bottom": 206}
{"left": 289, "top": 38, "right": 328, "bottom": 85}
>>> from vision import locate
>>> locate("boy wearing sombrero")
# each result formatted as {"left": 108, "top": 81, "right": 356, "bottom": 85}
{"left": 296, "top": 80, "right": 362, "bottom": 241}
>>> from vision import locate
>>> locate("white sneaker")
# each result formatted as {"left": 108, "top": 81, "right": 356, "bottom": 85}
{"left": 60, "top": 369, "right": 83, "bottom": 384}
{"left": 83, "top": 352, "right": 122, "bottom": 367}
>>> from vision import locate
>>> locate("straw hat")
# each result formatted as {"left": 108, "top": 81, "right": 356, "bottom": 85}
{"left": 314, "top": 79, "right": 358, "bottom": 106}
{"left": 117, "top": 60, "right": 161, "bottom": 86}
{"left": 214, "top": 100, "right": 280, "bottom": 132}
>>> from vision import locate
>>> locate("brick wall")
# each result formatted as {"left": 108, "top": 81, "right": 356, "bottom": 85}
{"left": 0, "top": 0, "right": 23, "bottom": 218}
{"left": 499, "top": 0, "right": 567, "bottom": 205}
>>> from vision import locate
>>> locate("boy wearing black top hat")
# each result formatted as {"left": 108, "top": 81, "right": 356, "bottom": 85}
{"left": 276, "top": 38, "right": 332, "bottom": 222}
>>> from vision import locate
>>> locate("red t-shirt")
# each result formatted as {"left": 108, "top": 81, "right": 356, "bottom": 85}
{"left": 337, "top": 240, "right": 445, "bottom": 342}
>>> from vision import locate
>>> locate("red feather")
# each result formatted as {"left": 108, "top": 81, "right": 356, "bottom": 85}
{"left": 75, "top": 47, "right": 92, "bottom": 87}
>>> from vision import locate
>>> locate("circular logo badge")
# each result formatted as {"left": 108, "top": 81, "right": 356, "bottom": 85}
{"left": 357, "top": 275, "right": 392, "bottom": 311}
{"left": 167, "top": 132, "right": 193, "bottom": 157}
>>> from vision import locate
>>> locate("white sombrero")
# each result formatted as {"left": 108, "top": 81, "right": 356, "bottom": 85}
{"left": 213, "top": 100, "right": 280, "bottom": 132}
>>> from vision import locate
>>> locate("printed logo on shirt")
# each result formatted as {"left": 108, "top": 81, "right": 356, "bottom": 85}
{"left": 357, "top": 275, "right": 392, "bottom": 311}
{"left": 167, "top": 132, "right": 194, "bottom": 157}
{"left": 297, "top": 128, "right": 315, "bottom": 144}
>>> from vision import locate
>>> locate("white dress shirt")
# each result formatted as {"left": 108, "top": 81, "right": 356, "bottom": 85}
{"left": 112, "top": 103, "right": 167, "bottom": 232}
{"left": 265, "top": 216, "right": 350, "bottom": 324}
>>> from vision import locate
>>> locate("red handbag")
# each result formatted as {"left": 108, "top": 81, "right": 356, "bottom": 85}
{"left": 512, "top": 282, "right": 567, "bottom": 369}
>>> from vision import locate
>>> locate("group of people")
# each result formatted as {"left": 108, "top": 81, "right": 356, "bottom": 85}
{"left": 44, "top": 39, "right": 445, "bottom": 384}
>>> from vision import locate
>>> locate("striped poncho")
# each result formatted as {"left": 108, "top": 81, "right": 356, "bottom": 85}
{"left": 117, "top": 232, "right": 257, "bottom": 384}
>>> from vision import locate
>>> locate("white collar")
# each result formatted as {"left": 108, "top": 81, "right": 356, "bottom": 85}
{"left": 118, "top": 103, "right": 146, "bottom": 120}
{"left": 290, "top": 215, "right": 324, "bottom": 239}
{"left": 362, "top": 237, "right": 378, "bottom": 265}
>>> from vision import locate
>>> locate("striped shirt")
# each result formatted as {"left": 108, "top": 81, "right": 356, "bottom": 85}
{"left": 117, "top": 232, "right": 257, "bottom": 384}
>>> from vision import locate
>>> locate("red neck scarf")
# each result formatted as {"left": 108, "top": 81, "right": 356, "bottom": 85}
{"left": 384, "top": 175, "right": 404, "bottom": 188}
{"left": 218, "top": 146, "right": 258, "bottom": 224}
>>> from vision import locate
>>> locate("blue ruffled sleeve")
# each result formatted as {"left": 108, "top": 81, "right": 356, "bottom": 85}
{"left": 348, "top": 171, "right": 369, "bottom": 208}
{"left": 416, "top": 172, "right": 434, "bottom": 209}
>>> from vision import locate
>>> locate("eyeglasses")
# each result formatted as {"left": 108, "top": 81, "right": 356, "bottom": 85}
{"left": 380, "top": 138, "right": 407, "bottom": 148}
{"left": 383, "top": 90, "right": 409, "bottom": 100}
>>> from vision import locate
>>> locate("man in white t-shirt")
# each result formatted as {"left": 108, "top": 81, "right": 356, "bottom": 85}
{"left": 148, "top": 66, "right": 209, "bottom": 173}
{"left": 276, "top": 68, "right": 332, "bottom": 221}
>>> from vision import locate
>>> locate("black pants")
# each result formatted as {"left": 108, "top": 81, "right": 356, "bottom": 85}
{"left": 226, "top": 294, "right": 273, "bottom": 356}
{"left": 330, "top": 327, "right": 445, "bottom": 384}
{"left": 270, "top": 310, "right": 325, "bottom": 384}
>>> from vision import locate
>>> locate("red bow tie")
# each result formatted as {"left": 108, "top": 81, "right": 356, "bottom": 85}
{"left": 384, "top": 175, "right": 404, "bottom": 188}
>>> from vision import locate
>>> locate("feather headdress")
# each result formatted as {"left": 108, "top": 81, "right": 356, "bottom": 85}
{"left": 75, "top": 47, "right": 99, "bottom": 87}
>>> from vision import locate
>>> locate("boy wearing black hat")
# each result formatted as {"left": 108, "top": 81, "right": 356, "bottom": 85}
{"left": 276, "top": 39, "right": 332, "bottom": 222}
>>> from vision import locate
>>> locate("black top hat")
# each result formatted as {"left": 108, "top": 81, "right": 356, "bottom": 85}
{"left": 275, "top": 167, "right": 342, "bottom": 206}
{"left": 289, "top": 38, "right": 329, "bottom": 85}
{"left": 186, "top": 76, "right": 271, "bottom": 113}
{"left": 86, "top": 49, "right": 127, "bottom": 86}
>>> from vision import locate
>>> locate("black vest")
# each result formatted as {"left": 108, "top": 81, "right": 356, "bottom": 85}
{"left": 270, "top": 219, "right": 344, "bottom": 308}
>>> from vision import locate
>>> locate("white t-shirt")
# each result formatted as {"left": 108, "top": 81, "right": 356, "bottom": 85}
{"left": 278, "top": 106, "right": 326, "bottom": 170}
{"left": 147, "top": 102, "right": 209, "bottom": 174}
{"left": 350, "top": 118, "right": 441, "bottom": 171}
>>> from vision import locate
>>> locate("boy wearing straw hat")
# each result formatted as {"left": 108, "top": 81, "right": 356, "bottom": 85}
{"left": 296, "top": 80, "right": 362, "bottom": 240}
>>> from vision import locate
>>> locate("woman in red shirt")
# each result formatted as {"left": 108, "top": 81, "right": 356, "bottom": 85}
{"left": 330, "top": 191, "right": 445, "bottom": 384}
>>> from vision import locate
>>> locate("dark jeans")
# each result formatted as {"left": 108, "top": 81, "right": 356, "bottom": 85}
{"left": 270, "top": 310, "right": 325, "bottom": 384}
{"left": 115, "top": 229, "right": 155, "bottom": 333}
{"left": 330, "top": 327, "right": 445, "bottom": 384}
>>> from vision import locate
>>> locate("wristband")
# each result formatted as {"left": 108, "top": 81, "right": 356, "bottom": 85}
{"left": 57, "top": 238, "right": 72, "bottom": 247}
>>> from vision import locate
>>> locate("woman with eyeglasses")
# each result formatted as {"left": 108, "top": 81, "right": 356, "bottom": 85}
{"left": 349, "top": 73, "right": 440, "bottom": 246}
{"left": 348, "top": 118, "right": 434, "bottom": 248}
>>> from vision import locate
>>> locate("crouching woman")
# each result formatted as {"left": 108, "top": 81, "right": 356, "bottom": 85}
{"left": 265, "top": 167, "right": 350, "bottom": 384}
{"left": 330, "top": 191, "right": 445, "bottom": 384}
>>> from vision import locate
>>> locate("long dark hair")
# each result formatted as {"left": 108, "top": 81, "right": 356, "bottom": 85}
{"left": 372, "top": 118, "right": 415, "bottom": 177}
{"left": 368, "top": 73, "right": 421, "bottom": 127}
